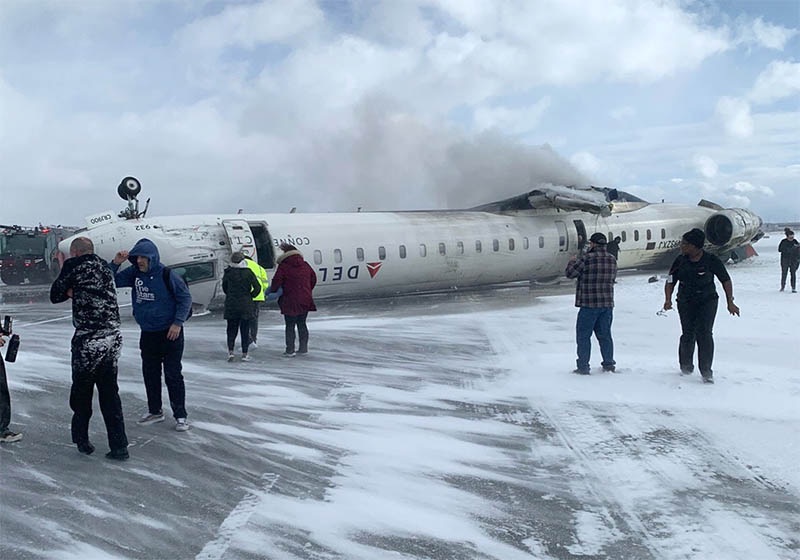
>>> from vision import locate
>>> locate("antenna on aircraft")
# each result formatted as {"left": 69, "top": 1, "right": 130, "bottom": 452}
{"left": 116, "top": 176, "right": 148, "bottom": 219}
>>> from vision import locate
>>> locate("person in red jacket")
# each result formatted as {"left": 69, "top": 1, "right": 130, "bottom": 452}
{"left": 269, "top": 243, "right": 317, "bottom": 356}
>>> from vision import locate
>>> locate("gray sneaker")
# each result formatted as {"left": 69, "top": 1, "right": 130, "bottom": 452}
{"left": 137, "top": 411, "right": 165, "bottom": 425}
{"left": 175, "top": 418, "right": 190, "bottom": 432}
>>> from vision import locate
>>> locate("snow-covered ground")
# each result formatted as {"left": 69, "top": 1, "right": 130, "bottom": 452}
{"left": 1, "top": 233, "right": 797, "bottom": 559}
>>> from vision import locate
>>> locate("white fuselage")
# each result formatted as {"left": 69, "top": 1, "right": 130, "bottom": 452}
{"left": 61, "top": 200, "right": 753, "bottom": 311}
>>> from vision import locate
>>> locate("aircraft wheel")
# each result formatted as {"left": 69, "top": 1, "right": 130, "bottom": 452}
{"left": 117, "top": 176, "right": 142, "bottom": 200}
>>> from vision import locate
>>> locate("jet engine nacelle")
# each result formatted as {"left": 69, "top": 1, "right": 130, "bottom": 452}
{"left": 704, "top": 208, "right": 764, "bottom": 252}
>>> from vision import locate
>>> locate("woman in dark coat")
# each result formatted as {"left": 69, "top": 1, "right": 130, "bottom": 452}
{"left": 269, "top": 244, "right": 317, "bottom": 356}
{"left": 778, "top": 228, "right": 799, "bottom": 293}
{"left": 222, "top": 252, "right": 261, "bottom": 361}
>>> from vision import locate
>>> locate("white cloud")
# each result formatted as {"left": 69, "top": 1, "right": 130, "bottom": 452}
{"left": 472, "top": 97, "right": 551, "bottom": 134}
{"left": 715, "top": 97, "right": 754, "bottom": 138}
{"left": 610, "top": 106, "right": 636, "bottom": 120}
{"left": 692, "top": 154, "right": 718, "bottom": 178}
{"left": 735, "top": 16, "right": 798, "bottom": 50}
{"left": 748, "top": 60, "right": 800, "bottom": 105}
{"left": 729, "top": 181, "right": 775, "bottom": 197}
{"left": 175, "top": 0, "right": 323, "bottom": 52}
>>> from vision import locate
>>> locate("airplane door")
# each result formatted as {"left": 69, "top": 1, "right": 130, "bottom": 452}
{"left": 573, "top": 219, "right": 587, "bottom": 253}
{"left": 221, "top": 220, "right": 256, "bottom": 258}
{"left": 555, "top": 221, "right": 569, "bottom": 252}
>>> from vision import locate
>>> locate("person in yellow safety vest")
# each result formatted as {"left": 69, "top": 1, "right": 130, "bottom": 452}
{"left": 244, "top": 255, "right": 270, "bottom": 348}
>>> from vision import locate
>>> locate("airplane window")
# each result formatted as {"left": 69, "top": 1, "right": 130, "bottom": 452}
{"left": 334, "top": 249, "right": 342, "bottom": 263}
{"left": 419, "top": 244, "right": 427, "bottom": 257}
{"left": 314, "top": 250, "right": 322, "bottom": 264}
{"left": 634, "top": 230, "right": 640, "bottom": 242}
{"left": 379, "top": 246, "right": 386, "bottom": 260}
{"left": 356, "top": 248, "right": 364, "bottom": 261}
{"left": 538, "top": 236, "right": 544, "bottom": 248}
{"left": 661, "top": 228, "right": 666, "bottom": 239}
{"left": 621, "top": 231, "right": 627, "bottom": 242}
{"left": 646, "top": 229, "right": 652, "bottom": 241}
{"left": 492, "top": 239, "right": 499, "bottom": 252}
{"left": 457, "top": 241, "right": 464, "bottom": 254}
{"left": 508, "top": 238, "right": 515, "bottom": 251}
{"left": 399, "top": 245, "right": 406, "bottom": 259}
{"left": 438, "top": 242, "right": 446, "bottom": 256}
{"left": 170, "top": 262, "right": 215, "bottom": 285}
{"left": 475, "top": 240, "right": 482, "bottom": 253}
{"left": 523, "top": 237, "right": 529, "bottom": 250}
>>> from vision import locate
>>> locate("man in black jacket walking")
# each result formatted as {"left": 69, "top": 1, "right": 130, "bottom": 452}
{"left": 50, "top": 237, "right": 129, "bottom": 460}
{"left": 662, "top": 229, "right": 740, "bottom": 384}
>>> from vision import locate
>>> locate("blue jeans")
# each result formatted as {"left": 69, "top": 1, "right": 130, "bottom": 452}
{"left": 575, "top": 307, "right": 615, "bottom": 372}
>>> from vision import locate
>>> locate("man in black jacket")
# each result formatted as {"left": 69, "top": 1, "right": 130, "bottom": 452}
{"left": 662, "top": 229, "right": 740, "bottom": 384}
{"left": 50, "top": 237, "right": 129, "bottom": 460}
{"left": 778, "top": 228, "right": 799, "bottom": 293}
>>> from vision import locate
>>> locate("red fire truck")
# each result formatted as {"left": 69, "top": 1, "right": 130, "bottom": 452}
{"left": 0, "top": 225, "right": 75, "bottom": 285}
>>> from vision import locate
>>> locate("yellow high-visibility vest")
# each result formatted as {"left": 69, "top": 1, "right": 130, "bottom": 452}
{"left": 245, "top": 258, "right": 270, "bottom": 301}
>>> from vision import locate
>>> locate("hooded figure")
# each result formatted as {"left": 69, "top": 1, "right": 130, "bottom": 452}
{"left": 113, "top": 238, "right": 192, "bottom": 331}
{"left": 269, "top": 244, "right": 317, "bottom": 356}
{"left": 222, "top": 251, "right": 261, "bottom": 361}
{"left": 110, "top": 238, "right": 193, "bottom": 431}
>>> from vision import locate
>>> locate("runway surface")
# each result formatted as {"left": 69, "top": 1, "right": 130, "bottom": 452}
{"left": 1, "top": 256, "right": 798, "bottom": 559}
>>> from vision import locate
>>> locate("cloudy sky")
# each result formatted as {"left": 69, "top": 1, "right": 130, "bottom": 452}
{"left": 1, "top": 0, "right": 798, "bottom": 227}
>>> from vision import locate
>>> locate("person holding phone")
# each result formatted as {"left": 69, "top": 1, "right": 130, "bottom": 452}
{"left": 0, "top": 334, "right": 23, "bottom": 443}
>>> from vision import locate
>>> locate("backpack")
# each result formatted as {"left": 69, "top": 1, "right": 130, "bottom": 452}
{"left": 162, "top": 267, "right": 193, "bottom": 320}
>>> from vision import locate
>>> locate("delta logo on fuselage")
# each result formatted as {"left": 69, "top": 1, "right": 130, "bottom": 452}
{"left": 271, "top": 237, "right": 382, "bottom": 283}
{"left": 316, "top": 262, "right": 382, "bottom": 283}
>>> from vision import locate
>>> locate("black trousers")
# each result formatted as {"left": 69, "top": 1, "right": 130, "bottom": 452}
{"left": 226, "top": 319, "right": 251, "bottom": 354}
{"left": 0, "top": 355, "right": 11, "bottom": 433}
{"left": 284, "top": 313, "right": 309, "bottom": 353}
{"left": 140, "top": 330, "right": 186, "bottom": 419}
{"left": 780, "top": 260, "right": 797, "bottom": 290}
{"left": 677, "top": 297, "right": 718, "bottom": 376}
{"left": 249, "top": 304, "right": 260, "bottom": 343}
{"left": 70, "top": 332, "right": 128, "bottom": 450}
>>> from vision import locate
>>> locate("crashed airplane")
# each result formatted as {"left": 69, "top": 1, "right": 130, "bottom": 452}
{"left": 59, "top": 178, "right": 764, "bottom": 312}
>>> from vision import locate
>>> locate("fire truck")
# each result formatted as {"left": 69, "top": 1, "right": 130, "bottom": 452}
{"left": 0, "top": 225, "right": 75, "bottom": 285}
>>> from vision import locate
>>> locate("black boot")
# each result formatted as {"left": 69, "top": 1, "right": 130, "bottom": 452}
{"left": 76, "top": 441, "right": 95, "bottom": 455}
{"left": 106, "top": 448, "right": 130, "bottom": 461}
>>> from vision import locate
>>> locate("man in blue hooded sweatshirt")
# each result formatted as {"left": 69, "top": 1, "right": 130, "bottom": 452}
{"left": 111, "top": 238, "right": 193, "bottom": 431}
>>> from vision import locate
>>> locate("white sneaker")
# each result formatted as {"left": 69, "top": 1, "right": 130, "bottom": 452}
{"left": 227, "top": 352, "right": 235, "bottom": 362}
{"left": 137, "top": 411, "right": 165, "bottom": 425}
{"left": 175, "top": 418, "right": 190, "bottom": 432}
{"left": 249, "top": 341, "right": 258, "bottom": 349}
{"left": 282, "top": 351, "right": 296, "bottom": 357}
{"left": 241, "top": 354, "right": 252, "bottom": 362}
{"left": 0, "top": 430, "right": 23, "bottom": 443}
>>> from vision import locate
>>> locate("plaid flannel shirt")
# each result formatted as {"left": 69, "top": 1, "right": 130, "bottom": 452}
{"left": 564, "top": 247, "right": 617, "bottom": 308}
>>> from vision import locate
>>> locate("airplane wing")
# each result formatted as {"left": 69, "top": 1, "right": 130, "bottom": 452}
{"left": 470, "top": 184, "right": 614, "bottom": 216}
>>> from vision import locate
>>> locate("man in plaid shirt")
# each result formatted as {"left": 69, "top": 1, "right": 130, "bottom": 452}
{"left": 564, "top": 232, "right": 618, "bottom": 374}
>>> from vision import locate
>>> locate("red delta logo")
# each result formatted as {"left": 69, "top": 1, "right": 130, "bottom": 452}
{"left": 366, "top": 262, "right": 382, "bottom": 278}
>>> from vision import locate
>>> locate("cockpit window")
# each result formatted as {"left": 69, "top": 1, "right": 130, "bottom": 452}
{"left": 170, "top": 261, "right": 215, "bottom": 285}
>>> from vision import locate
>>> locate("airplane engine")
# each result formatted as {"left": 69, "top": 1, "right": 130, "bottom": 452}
{"left": 704, "top": 208, "right": 764, "bottom": 251}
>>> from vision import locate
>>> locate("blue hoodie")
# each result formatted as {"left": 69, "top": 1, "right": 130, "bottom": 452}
{"left": 109, "top": 238, "right": 193, "bottom": 332}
